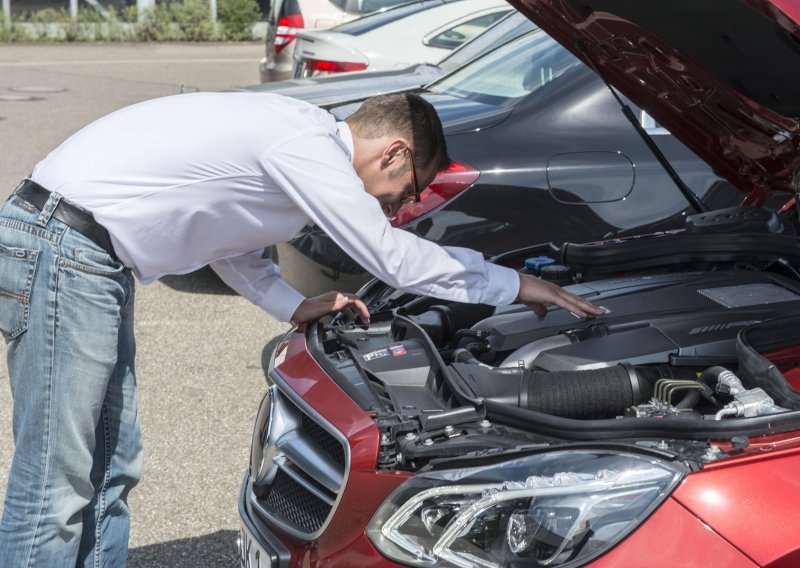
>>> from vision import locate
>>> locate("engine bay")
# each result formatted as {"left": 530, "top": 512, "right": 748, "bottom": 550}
{"left": 309, "top": 208, "right": 800, "bottom": 469}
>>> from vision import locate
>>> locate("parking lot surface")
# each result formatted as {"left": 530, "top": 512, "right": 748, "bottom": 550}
{"left": 0, "top": 42, "right": 289, "bottom": 567}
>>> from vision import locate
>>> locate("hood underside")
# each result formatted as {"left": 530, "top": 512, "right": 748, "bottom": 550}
{"left": 506, "top": 0, "right": 800, "bottom": 199}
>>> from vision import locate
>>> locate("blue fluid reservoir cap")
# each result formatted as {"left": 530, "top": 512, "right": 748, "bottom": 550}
{"left": 524, "top": 256, "right": 555, "bottom": 274}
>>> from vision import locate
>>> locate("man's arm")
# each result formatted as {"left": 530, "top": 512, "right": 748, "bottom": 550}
{"left": 263, "top": 131, "right": 519, "bottom": 307}
{"left": 211, "top": 251, "right": 370, "bottom": 325}
{"left": 210, "top": 251, "right": 306, "bottom": 323}
{"left": 263, "top": 130, "right": 602, "bottom": 319}
{"left": 290, "top": 273, "right": 601, "bottom": 325}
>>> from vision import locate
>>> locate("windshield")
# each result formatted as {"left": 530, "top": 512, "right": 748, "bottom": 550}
{"left": 428, "top": 28, "right": 581, "bottom": 106}
{"left": 440, "top": 11, "right": 536, "bottom": 72}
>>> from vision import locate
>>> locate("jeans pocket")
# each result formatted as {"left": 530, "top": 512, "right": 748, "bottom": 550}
{"left": 63, "top": 247, "right": 124, "bottom": 276}
{"left": 0, "top": 244, "right": 40, "bottom": 341}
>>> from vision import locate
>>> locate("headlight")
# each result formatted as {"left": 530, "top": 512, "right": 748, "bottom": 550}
{"left": 367, "top": 450, "right": 686, "bottom": 567}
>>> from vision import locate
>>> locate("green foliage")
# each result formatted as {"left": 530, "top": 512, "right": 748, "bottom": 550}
{"left": 0, "top": 13, "right": 28, "bottom": 41}
{"left": 170, "top": 0, "right": 216, "bottom": 41}
{"left": 28, "top": 8, "right": 71, "bottom": 24}
{"left": 218, "top": 0, "right": 260, "bottom": 40}
{"left": 4, "top": 7, "right": 138, "bottom": 42}
{"left": 0, "top": 0, "right": 262, "bottom": 42}
{"left": 134, "top": 0, "right": 217, "bottom": 41}
{"left": 133, "top": 5, "right": 176, "bottom": 41}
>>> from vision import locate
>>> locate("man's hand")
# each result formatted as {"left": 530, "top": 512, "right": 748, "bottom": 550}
{"left": 291, "top": 291, "right": 371, "bottom": 327}
{"left": 517, "top": 273, "right": 604, "bottom": 318}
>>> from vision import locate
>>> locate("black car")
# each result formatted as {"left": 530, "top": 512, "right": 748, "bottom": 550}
{"left": 265, "top": 26, "right": 752, "bottom": 297}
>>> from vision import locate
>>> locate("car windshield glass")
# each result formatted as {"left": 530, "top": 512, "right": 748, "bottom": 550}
{"left": 439, "top": 11, "right": 536, "bottom": 71}
{"left": 333, "top": 0, "right": 444, "bottom": 35}
{"left": 428, "top": 28, "right": 581, "bottom": 106}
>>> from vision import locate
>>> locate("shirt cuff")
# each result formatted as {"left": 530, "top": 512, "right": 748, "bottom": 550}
{"left": 255, "top": 279, "right": 306, "bottom": 323}
{"left": 481, "top": 264, "right": 520, "bottom": 306}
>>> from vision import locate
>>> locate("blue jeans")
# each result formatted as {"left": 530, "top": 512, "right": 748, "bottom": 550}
{"left": 0, "top": 192, "right": 142, "bottom": 567}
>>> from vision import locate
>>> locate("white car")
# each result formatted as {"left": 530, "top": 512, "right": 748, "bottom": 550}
{"left": 259, "top": 0, "right": 409, "bottom": 82}
{"left": 291, "top": 0, "right": 513, "bottom": 78}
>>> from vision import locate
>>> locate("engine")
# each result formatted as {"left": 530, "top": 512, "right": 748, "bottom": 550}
{"left": 312, "top": 214, "right": 800, "bottom": 468}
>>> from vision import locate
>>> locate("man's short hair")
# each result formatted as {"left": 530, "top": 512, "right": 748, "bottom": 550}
{"left": 345, "top": 93, "right": 451, "bottom": 173}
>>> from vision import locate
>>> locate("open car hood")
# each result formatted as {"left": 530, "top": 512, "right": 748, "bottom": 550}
{"left": 506, "top": 0, "right": 800, "bottom": 201}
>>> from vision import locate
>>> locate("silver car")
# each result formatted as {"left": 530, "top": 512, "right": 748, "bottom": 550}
{"left": 260, "top": 0, "right": 410, "bottom": 82}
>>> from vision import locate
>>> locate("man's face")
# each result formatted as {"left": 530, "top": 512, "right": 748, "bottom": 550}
{"left": 364, "top": 142, "right": 434, "bottom": 220}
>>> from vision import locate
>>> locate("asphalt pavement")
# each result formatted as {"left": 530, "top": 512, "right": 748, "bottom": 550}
{"left": 0, "top": 42, "right": 291, "bottom": 567}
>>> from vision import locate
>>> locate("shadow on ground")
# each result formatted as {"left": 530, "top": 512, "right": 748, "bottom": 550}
{"left": 128, "top": 529, "right": 239, "bottom": 567}
{"left": 159, "top": 265, "right": 236, "bottom": 295}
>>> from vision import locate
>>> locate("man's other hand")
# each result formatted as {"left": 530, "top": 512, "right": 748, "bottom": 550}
{"left": 517, "top": 273, "right": 604, "bottom": 318}
{"left": 291, "top": 291, "right": 371, "bottom": 327}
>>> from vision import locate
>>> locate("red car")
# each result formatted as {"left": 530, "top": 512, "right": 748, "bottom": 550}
{"left": 238, "top": 1, "right": 800, "bottom": 566}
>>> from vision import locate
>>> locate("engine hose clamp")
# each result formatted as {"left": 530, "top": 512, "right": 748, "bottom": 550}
{"left": 621, "top": 363, "right": 642, "bottom": 405}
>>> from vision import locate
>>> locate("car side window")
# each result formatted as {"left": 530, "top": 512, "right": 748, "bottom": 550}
{"left": 425, "top": 11, "right": 511, "bottom": 50}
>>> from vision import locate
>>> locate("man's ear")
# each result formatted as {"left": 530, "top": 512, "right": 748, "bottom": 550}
{"left": 380, "top": 139, "right": 409, "bottom": 170}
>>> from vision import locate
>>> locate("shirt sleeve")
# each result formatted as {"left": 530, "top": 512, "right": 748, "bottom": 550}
{"left": 262, "top": 127, "right": 520, "bottom": 306}
{"left": 210, "top": 250, "right": 306, "bottom": 323}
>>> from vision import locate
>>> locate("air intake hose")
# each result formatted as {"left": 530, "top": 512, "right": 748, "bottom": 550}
{"left": 451, "top": 351, "right": 654, "bottom": 419}
{"left": 525, "top": 366, "right": 649, "bottom": 419}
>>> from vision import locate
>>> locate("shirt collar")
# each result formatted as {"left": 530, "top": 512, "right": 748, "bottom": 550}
{"left": 336, "top": 121, "right": 355, "bottom": 163}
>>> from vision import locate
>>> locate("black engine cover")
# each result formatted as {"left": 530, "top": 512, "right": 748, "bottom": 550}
{"left": 475, "top": 270, "right": 800, "bottom": 370}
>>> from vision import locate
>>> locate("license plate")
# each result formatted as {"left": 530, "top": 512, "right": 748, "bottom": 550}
{"left": 239, "top": 523, "right": 274, "bottom": 568}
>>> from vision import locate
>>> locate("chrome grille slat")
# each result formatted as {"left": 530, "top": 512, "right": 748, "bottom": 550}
{"left": 276, "top": 430, "right": 343, "bottom": 494}
{"left": 274, "top": 457, "right": 337, "bottom": 506}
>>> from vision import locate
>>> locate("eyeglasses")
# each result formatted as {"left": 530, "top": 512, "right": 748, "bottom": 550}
{"left": 400, "top": 147, "right": 421, "bottom": 205}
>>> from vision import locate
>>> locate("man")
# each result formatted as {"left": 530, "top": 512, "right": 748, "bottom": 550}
{"left": 0, "top": 92, "right": 601, "bottom": 566}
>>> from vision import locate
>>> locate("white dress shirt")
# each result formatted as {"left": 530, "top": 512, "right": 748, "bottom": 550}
{"left": 31, "top": 92, "right": 520, "bottom": 322}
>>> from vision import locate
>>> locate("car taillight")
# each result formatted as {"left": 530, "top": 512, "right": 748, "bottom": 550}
{"left": 391, "top": 160, "right": 480, "bottom": 227}
{"left": 273, "top": 14, "right": 304, "bottom": 56}
{"left": 302, "top": 58, "right": 368, "bottom": 76}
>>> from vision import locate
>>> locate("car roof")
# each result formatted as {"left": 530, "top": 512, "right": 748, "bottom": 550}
{"left": 332, "top": 0, "right": 450, "bottom": 35}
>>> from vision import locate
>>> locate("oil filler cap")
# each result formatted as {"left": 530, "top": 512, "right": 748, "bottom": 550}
{"left": 540, "top": 264, "right": 572, "bottom": 286}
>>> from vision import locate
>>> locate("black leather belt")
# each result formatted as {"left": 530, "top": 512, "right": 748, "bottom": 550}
{"left": 14, "top": 179, "right": 117, "bottom": 259}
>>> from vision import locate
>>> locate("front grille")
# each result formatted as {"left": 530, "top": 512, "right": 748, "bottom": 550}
{"left": 301, "top": 413, "right": 345, "bottom": 466}
{"left": 264, "top": 470, "right": 332, "bottom": 533}
{"left": 250, "top": 384, "right": 349, "bottom": 538}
